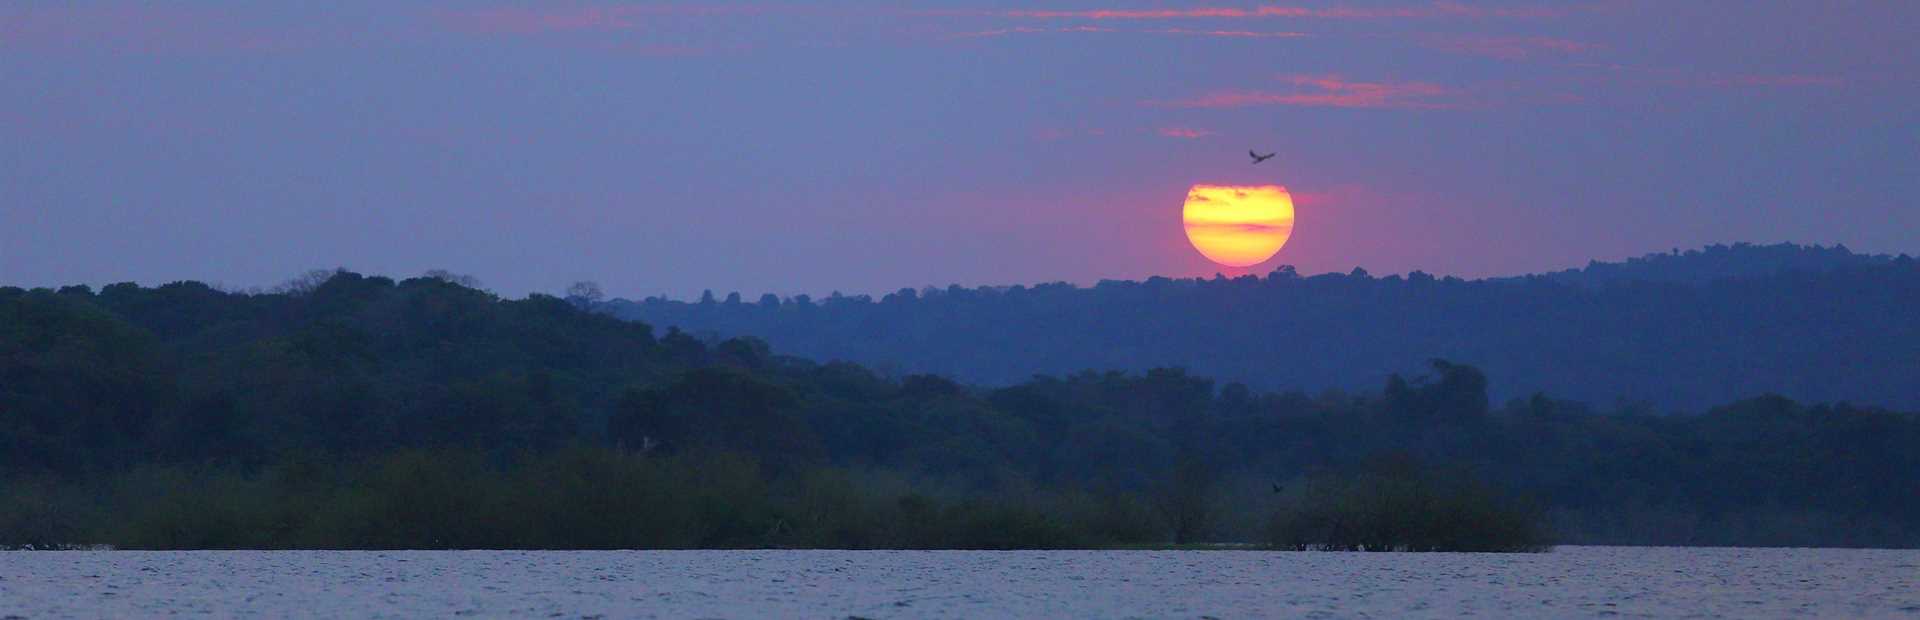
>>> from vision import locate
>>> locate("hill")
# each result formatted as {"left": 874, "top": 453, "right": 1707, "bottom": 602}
{"left": 606, "top": 243, "right": 1920, "bottom": 410}
{"left": 1517, "top": 243, "right": 1895, "bottom": 286}
{"left": 3, "top": 271, "right": 1918, "bottom": 548}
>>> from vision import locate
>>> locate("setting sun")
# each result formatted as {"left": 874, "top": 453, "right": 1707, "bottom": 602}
{"left": 1182, "top": 184, "right": 1296, "bottom": 267}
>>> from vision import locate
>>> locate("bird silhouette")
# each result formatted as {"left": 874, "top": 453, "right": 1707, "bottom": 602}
{"left": 1250, "top": 150, "right": 1275, "bottom": 164}
{"left": 1271, "top": 482, "right": 1285, "bottom": 495}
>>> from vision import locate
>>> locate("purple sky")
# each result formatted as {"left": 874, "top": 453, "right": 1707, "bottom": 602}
{"left": 3, "top": 2, "right": 1916, "bottom": 299}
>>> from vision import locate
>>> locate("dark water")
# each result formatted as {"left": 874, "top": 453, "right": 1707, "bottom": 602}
{"left": 3, "top": 546, "right": 1916, "bottom": 618}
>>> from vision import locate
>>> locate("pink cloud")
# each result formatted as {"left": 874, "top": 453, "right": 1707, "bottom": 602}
{"left": 945, "top": 26, "right": 1303, "bottom": 40}
{"left": 1425, "top": 35, "right": 1601, "bottom": 60}
{"left": 1562, "top": 64, "right": 1851, "bottom": 94}
{"left": 1033, "top": 126, "right": 1110, "bottom": 141}
{"left": 1144, "top": 28, "right": 1309, "bottom": 39}
{"left": 1701, "top": 74, "right": 1845, "bottom": 88}
{"left": 946, "top": 26, "right": 1118, "bottom": 39}
{"left": 0, "top": 8, "right": 319, "bottom": 53}
{"left": 430, "top": 6, "right": 772, "bottom": 57}
{"left": 588, "top": 40, "right": 716, "bottom": 56}
{"left": 434, "top": 6, "right": 772, "bottom": 35}
{"left": 995, "top": 8, "right": 1329, "bottom": 19}
{"left": 931, "top": 2, "right": 1592, "bottom": 20}
{"left": 1157, "top": 127, "right": 1217, "bottom": 139}
{"left": 1156, "top": 75, "right": 1461, "bottom": 109}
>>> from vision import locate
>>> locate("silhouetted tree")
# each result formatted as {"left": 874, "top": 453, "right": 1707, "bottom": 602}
{"left": 565, "top": 281, "right": 604, "bottom": 307}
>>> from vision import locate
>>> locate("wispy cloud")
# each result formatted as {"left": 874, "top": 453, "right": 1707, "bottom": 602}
{"left": 1424, "top": 35, "right": 1600, "bottom": 60}
{"left": 945, "top": 26, "right": 1117, "bottom": 39}
{"left": 1563, "top": 63, "right": 1851, "bottom": 91}
{"left": 945, "top": 25, "right": 1305, "bottom": 40}
{"left": 1155, "top": 75, "right": 1460, "bottom": 109}
{"left": 428, "top": 6, "right": 775, "bottom": 56}
{"left": 1700, "top": 74, "right": 1845, "bottom": 88}
{"left": 1150, "top": 28, "right": 1309, "bottom": 39}
{"left": 0, "top": 7, "right": 322, "bottom": 53}
{"left": 433, "top": 6, "right": 773, "bottom": 35}
{"left": 1033, "top": 126, "right": 1111, "bottom": 141}
{"left": 1157, "top": 127, "right": 1217, "bottom": 139}
{"left": 926, "top": 2, "right": 1592, "bottom": 21}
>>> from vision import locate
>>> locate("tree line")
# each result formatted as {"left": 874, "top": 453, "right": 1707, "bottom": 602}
{"left": 609, "top": 243, "right": 1920, "bottom": 410}
{"left": 2, "top": 269, "right": 1917, "bottom": 548}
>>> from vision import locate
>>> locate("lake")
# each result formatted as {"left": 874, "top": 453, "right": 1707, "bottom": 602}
{"left": 3, "top": 546, "right": 1916, "bottom": 618}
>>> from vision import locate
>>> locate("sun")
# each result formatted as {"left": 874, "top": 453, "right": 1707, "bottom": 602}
{"left": 1182, "top": 184, "right": 1296, "bottom": 267}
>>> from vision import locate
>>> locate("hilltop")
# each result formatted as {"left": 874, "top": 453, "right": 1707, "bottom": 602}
{"left": 606, "top": 243, "right": 1920, "bottom": 410}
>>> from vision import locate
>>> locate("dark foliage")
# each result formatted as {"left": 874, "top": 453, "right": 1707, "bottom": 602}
{"left": 3, "top": 268, "right": 1919, "bottom": 548}
{"left": 0, "top": 448, "right": 1126, "bottom": 550}
{"left": 1268, "top": 456, "right": 1549, "bottom": 553}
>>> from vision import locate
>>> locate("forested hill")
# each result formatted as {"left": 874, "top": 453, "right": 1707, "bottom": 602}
{"left": 1515, "top": 243, "right": 1896, "bottom": 287}
{"left": 606, "top": 244, "right": 1920, "bottom": 411}
{"left": 5, "top": 272, "right": 1920, "bottom": 547}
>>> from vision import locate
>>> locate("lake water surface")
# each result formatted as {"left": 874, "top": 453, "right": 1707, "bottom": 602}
{"left": 3, "top": 546, "right": 1916, "bottom": 618}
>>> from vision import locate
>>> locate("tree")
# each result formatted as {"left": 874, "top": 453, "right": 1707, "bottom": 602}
{"left": 607, "top": 367, "right": 820, "bottom": 464}
{"left": 1153, "top": 456, "right": 1218, "bottom": 545}
{"left": 1384, "top": 360, "right": 1489, "bottom": 424}
{"left": 565, "top": 281, "right": 604, "bottom": 307}
{"left": 1426, "top": 359, "right": 1489, "bottom": 423}
{"left": 422, "top": 269, "right": 481, "bottom": 289}
{"left": 274, "top": 268, "right": 346, "bottom": 296}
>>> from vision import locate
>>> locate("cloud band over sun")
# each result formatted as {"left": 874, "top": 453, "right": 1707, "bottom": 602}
{"left": 1183, "top": 185, "right": 1297, "bottom": 267}
{"left": 1156, "top": 75, "right": 1460, "bottom": 109}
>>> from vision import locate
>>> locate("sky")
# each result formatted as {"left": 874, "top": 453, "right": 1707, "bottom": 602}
{"left": 3, "top": 1, "right": 1916, "bottom": 299}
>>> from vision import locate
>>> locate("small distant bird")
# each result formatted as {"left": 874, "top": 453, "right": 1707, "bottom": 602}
{"left": 1249, "top": 150, "right": 1276, "bottom": 164}
{"left": 1271, "top": 482, "right": 1285, "bottom": 495}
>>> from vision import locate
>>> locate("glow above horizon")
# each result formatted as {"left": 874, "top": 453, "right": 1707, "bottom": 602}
{"left": 1182, "top": 184, "right": 1296, "bottom": 267}
{"left": 0, "top": 4, "right": 1908, "bottom": 297}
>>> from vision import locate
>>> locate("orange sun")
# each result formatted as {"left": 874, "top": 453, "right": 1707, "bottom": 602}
{"left": 1182, "top": 184, "right": 1296, "bottom": 267}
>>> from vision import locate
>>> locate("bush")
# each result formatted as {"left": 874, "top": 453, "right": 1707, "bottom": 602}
{"left": 1267, "top": 458, "right": 1550, "bottom": 553}
{"left": 4, "top": 447, "right": 1171, "bottom": 550}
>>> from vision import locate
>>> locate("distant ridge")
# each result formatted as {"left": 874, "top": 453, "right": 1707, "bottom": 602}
{"left": 1508, "top": 243, "right": 1898, "bottom": 287}
{"left": 603, "top": 243, "right": 1920, "bottom": 410}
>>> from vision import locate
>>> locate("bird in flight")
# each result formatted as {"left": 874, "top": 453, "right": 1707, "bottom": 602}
{"left": 1249, "top": 150, "right": 1276, "bottom": 164}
